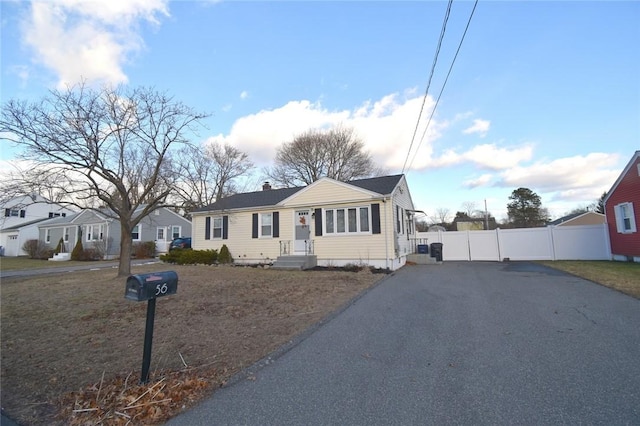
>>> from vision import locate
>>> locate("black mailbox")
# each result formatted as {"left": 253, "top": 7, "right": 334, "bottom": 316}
{"left": 125, "top": 271, "right": 178, "bottom": 302}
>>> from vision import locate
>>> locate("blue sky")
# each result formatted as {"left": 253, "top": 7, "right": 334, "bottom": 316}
{"left": 1, "top": 1, "right": 638, "bottom": 222}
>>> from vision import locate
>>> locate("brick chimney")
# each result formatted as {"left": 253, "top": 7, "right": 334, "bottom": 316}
{"left": 262, "top": 182, "right": 272, "bottom": 191}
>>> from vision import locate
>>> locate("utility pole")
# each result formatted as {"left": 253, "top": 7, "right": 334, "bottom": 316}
{"left": 484, "top": 199, "right": 489, "bottom": 230}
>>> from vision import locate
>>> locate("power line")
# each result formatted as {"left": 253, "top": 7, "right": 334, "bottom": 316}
{"left": 404, "top": 0, "right": 479, "bottom": 173}
{"left": 401, "top": 0, "right": 453, "bottom": 174}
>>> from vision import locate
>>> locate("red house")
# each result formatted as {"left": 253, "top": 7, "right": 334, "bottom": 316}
{"left": 604, "top": 150, "right": 640, "bottom": 262}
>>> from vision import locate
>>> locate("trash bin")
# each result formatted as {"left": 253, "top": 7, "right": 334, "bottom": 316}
{"left": 417, "top": 244, "right": 428, "bottom": 254}
{"left": 430, "top": 242, "right": 443, "bottom": 262}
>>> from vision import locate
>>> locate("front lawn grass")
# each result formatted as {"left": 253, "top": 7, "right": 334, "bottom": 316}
{"left": 1, "top": 264, "right": 382, "bottom": 425}
{"left": 538, "top": 260, "right": 640, "bottom": 299}
{"left": 0, "top": 256, "right": 108, "bottom": 271}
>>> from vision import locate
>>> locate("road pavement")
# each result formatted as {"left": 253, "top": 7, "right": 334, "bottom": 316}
{"left": 0, "top": 259, "right": 161, "bottom": 279}
{"left": 166, "top": 261, "right": 640, "bottom": 425}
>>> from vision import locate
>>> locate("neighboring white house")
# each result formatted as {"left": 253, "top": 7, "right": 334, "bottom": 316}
{"left": 37, "top": 205, "right": 192, "bottom": 259}
{"left": 190, "top": 174, "right": 418, "bottom": 270}
{"left": 0, "top": 195, "right": 75, "bottom": 256}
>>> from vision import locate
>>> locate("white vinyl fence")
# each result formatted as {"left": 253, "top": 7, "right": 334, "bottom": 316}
{"left": 416, "top": 224, "right": 611, "bottom": 261}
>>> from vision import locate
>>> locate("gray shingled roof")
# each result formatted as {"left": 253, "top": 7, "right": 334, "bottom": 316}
{"left": 194, "top": 174, "right": 404, "bottom": 213}
{"left": 348, "top": 174, "right": 403, "bottom": 195}
{"left": 1, "top": 217, "right": 53, "bottom": 231}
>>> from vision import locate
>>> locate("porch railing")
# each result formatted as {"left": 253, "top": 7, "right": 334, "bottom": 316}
{"left": 304, "top": 239, "right": 314, "bottom": 255}
{"left": 409, "top": 237, "right": 429, "bottom": 254}
{"left": 279, "top": 240, "right": 291, "bottom": 256}
{"left": 279, "top": 240, "right": 314, "bottom": 255}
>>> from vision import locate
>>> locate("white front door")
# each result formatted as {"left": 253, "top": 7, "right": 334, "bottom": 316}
{"left": 294, "top": 210, "right": 311, "bottom": 254}
{"left": 156, "top": 227, "right": 168, "bottom": 253}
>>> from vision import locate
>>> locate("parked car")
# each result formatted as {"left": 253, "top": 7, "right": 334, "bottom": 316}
{"left": 169, "top": 237, "right": 192, "bottom": 251}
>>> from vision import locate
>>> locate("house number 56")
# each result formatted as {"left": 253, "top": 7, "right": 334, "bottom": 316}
{"left": 155, "top": 283, "right": 168, "bottom": 295}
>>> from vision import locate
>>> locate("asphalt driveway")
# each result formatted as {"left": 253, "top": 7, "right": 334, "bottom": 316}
{"left": 166, "top": 261, "right": 639, "bottom": 425}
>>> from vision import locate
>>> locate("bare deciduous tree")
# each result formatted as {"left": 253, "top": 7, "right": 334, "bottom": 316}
{"left": 0, "top": 82, "right": 208, "bottom": 276}
{"left": 430, "top": 207, "right": 452, "bottom": 225}
{"left": 266, "top": 125, "right": 379, "bottom": 187}
{"left": 174, "top": 142, "right": 254, "bottom": 213}
{"left": 461, "top": 201, "right": 482, "bottom": 218}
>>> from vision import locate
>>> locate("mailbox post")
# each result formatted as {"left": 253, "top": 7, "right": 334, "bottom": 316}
{"left": 125, "top": 271, "right": 178, "bottom": 384}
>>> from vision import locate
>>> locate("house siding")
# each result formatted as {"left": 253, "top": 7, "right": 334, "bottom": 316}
{"left": 192, "top": 175, "right": 416, "bottom": 270}
{"left": 605, "top": 155, "right": 640, "bottom": 259}
{"left": 390, "top": 178, "right": 416, "bottom": 263}
{"left": 194, "top": 209, "right": 289, "bottom": 263}
{"left": 555, "top": 212, "right": 605, "bottom": 227}
{"left": 281, "top": 179, "right": 376, "bottom": 208}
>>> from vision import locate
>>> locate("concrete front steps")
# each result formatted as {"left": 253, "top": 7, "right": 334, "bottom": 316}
{"left": 271, "top": 255, "right": 317, "bottom": 270}
{"left": 406, "top": 253, "right": 441, "bottom": 265}
{"left": 49, "top": 252, "right": 71, "bottom": 262}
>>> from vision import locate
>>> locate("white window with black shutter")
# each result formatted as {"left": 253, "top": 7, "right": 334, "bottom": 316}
{"left": 252, "top": 212, "right": 279, "bottom": 238}
{"left": 205, "top": 216, "right": 228, "bottom": 240}
{"left": 5, "top": 209, "right": 25, "bottom": 218}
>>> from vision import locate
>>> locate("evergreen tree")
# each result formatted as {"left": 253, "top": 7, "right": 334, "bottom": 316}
{"left": 506, "top": 188, "right": 549, "bottom": 228}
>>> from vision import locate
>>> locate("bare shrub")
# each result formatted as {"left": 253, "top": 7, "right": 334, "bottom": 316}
{"left": 22, "top": 239, "right": 49, "bottom": 259}
{"left": 92, "top": 237, "right": 112, "bottom": 260}
{"left": 133, "top": 241, "right": 156, "bottom": 259}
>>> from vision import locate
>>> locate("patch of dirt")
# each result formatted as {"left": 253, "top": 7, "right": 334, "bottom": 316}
{"left": 0, "top": 263, "right": 383, "bottom": 425}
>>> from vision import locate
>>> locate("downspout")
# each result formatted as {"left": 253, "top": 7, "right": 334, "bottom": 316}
{"left": 383, "top": 197, "right": 389, "bottom": 270}
{"left": 105, "top": 220, "right": 110, "bottom": 260}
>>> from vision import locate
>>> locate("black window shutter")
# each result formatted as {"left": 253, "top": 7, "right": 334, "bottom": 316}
{"left": 272, "top": 212, "right": 279, "bottom": 238}
{"left": 222, "top": 215, "right": 229, "bottom": 240}
{"left": 252, "top": 213, "right": 258, "bottom": 238}
{"left": 4, "top": 209, "right": 10, "bottom": 217}
{"left": 205, "top": 217, "right": 211, "bottom": 240}
{"left": 315, "top": 208, "right": 323, "bottom": 236}
{"left": 371, "top": 203, "right": 381, "bottom": 234}
{"left": 20, "top": 210, "right": 26, "bottom": 218}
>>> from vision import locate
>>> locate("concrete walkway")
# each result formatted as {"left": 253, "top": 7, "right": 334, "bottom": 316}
{"left": 166, "top": 262, "right": 640, "bottom": 425}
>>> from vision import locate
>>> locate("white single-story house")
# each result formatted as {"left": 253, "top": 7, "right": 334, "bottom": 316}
{"left": 191, "top": 174, "right": 418, "bottom": 270}
{"left": 0, "top": 195, "right": 76, "bottom": 256}
{"left": 38, "top": 206, "right": 192, "bottom": 259}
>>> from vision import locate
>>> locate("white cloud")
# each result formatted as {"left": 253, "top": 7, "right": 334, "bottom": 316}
{"left": 240, "top": 91, "right": 249, "bottom": 100}
{"left": 463, "top": 118, "right": 490, "bottom": 137}
{"left": 425, "top": 143, "right": 533, "bottom": 171}
{"left": 464, "top": 143, "right": 533, "bottom": 170}
{"left": 496, "top": 152, "right": 620, "bottom": 199}
{"left": 20, "top": 0, "right": 169, "bottom": 88}
{"left": 205, "top": 93, "right": 448, "bottom": 171}
{"left": 462, "top": 173, "right": 494, "bottom": 188}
